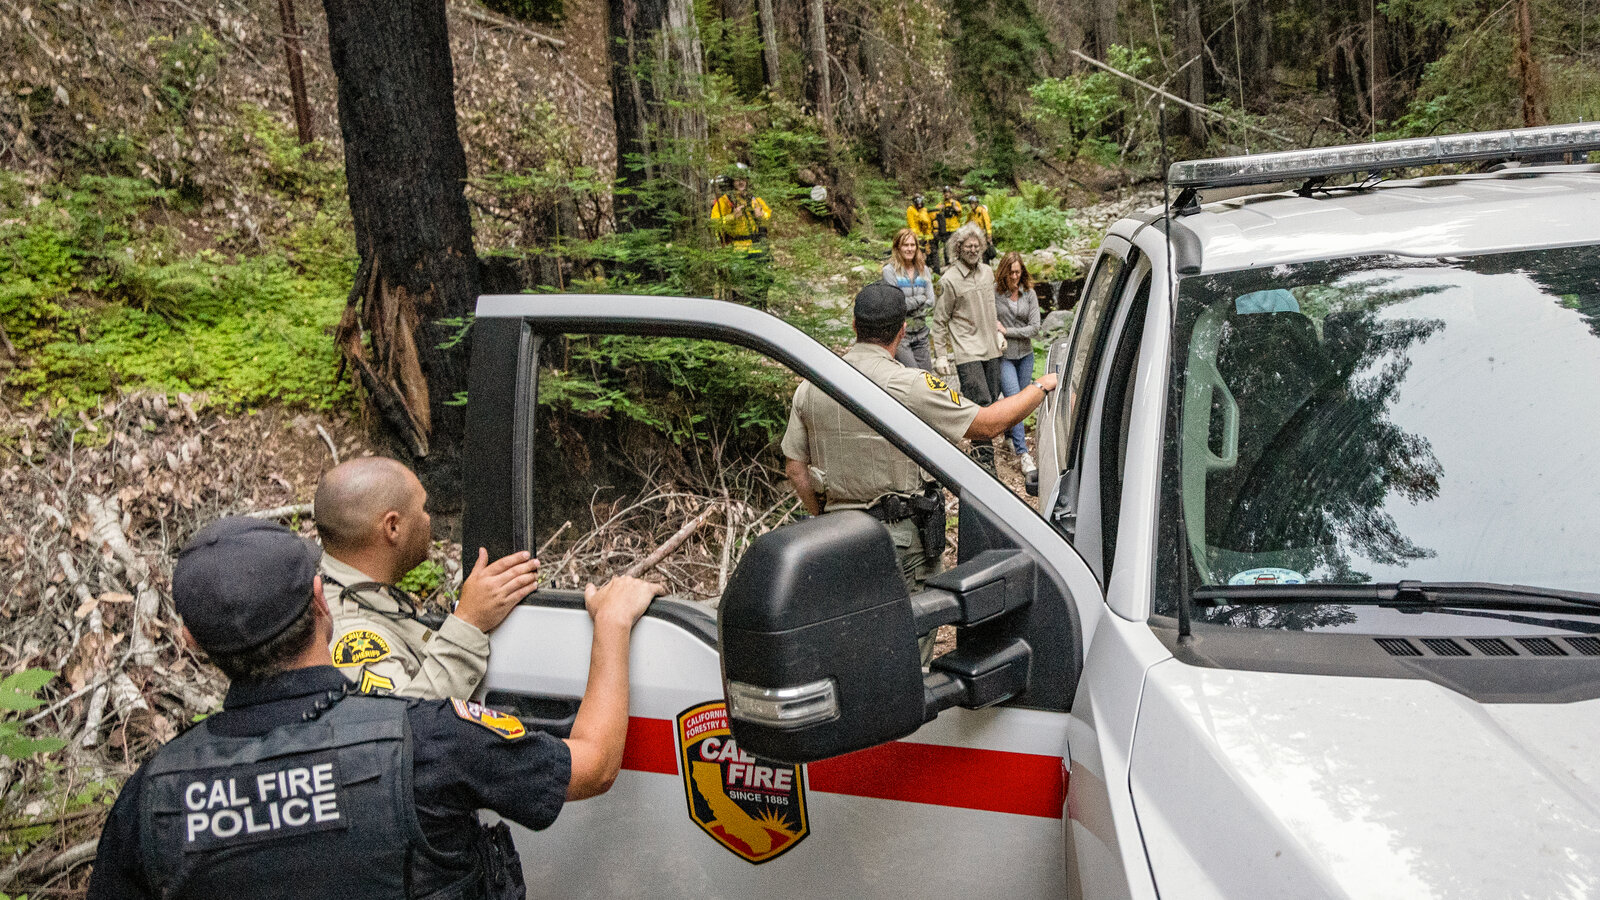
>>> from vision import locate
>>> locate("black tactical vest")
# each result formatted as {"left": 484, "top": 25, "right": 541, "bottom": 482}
{"left": 136, "top": 694, "right": 483, "bottom": 899}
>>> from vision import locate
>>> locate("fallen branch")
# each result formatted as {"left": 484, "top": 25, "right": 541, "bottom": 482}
{"left": 1068, "top": 49, "right": 1294, "bottom": 146}
{"left": 59, "top": 554, "right": 109, "bottom": 749}
{"left": 0, "top": 806, "right": 105, "bottom": 833}
{"left": 452, "top": 2, "right": 565, "bottom": 48}
{"left": 37, "top": 838, "right": 99, "bottom": 876}
{"left": 536, "top": 520, "right": 571, "bottom": 558}
{"left": 85, "top": 494, "right": 159, "bottom": 667}
{"left": 623, "top": 506, "right": 716, "bottom": 579}
{"left": 245, "top": 502, "right": 315, "bottom": 520}
{"left": 316, "top": 424, "right": 340, "bottom": 465}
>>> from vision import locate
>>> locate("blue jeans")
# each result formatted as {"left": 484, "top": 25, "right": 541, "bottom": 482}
{"left": 997, "top": 352, "right": 1034, "bottom": 454}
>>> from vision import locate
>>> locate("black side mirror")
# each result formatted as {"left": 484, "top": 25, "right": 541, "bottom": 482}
{"left": 720, "top": 512, "right": 925, "bottom": 763}
{"left": 721, "top": 512, "right": 1038, "bottom": 764}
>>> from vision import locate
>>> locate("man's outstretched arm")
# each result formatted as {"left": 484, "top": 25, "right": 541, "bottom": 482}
{"left": 563, "top": 576, "right": 665, "bottom": 800}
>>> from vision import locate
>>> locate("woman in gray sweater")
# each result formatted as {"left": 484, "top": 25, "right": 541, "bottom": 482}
{"left": 883, "top": 228, "right": 936, "bottom": 370}
{"left": 994, "top": 251, "right": 1041, "bottom": 472}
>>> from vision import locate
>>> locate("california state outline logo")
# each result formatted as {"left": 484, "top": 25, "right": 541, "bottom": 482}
{"left": 676, "top": 700, "right": 809, "bottom": 864}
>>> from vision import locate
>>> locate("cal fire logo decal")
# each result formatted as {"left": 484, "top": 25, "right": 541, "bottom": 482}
{"left": 677, "top": 701, "right": 808, "bottom": 864}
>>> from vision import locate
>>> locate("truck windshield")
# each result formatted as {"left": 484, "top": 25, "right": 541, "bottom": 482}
{"left": 1158, "top": 244, "right": 1600, "bottom": 625}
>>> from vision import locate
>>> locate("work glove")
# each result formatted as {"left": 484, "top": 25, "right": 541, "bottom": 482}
{"left": 934, "top": 355, "right": 952, "bottom": 376}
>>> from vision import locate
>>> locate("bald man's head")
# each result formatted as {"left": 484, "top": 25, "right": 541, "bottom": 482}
{"left": 314, "top": 458, "right": 430, "bottom": 573}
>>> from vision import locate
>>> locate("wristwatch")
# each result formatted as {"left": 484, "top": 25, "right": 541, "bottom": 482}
{"left": 1030, "top": 379, "right": 1053, "bottom": 393}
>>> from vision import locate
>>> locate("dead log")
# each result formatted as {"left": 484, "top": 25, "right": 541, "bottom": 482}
{"left": 623, "top": 506, "right": 716, "bottom": 578}
{"left": 85, "top": 494, "right": 159, "bottom": 667}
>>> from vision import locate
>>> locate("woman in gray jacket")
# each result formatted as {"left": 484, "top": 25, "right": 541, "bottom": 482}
{"left": 994, "top": 251, "right": 1041, "bottom": 473}
{"left": 883, "top": 228, "right": 936, "bottom": 370}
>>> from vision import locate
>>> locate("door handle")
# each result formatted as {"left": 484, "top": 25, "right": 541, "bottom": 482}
{"left": 482, "top": 690, "right": 580, "bottom": 738}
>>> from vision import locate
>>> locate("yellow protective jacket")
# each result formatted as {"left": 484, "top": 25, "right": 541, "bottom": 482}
{"left": 906, "top": 204, "right": 934, "bottom": 240}
{"left": 935, "top": 199, "right": 964, "bottom": 236}
{"left": 967, "top": 204, "right": 992, "bottom": 238}
{"left": 711, "top": 193, "right": 772, "bottom": 249}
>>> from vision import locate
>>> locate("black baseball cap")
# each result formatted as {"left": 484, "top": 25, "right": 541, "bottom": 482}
{"left": 173, "top": 517, "right": 321, "bottom": 654}
{"left": 854, "top": 282, "right": 906, "bottom": 327}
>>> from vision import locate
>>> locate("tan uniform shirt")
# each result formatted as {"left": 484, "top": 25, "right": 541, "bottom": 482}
{"left": 321, "top": 554, "right": 490, "bottom": 700}
{"left": 932, "top": 259, "right": 1001, "bottom": 365}
{"left": 781, "top": 343, "right": 979, "bottom": 510}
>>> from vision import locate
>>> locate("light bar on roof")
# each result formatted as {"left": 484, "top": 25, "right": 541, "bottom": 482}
{"left": 1168, "top": 122, "right": 1600, "bottom": 190}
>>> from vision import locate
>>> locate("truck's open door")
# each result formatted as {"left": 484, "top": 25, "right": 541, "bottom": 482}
{"left": 461, "top": 295, "right": 1106, "bottom": 899}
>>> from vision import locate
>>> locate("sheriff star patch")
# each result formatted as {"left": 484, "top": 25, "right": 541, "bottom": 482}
{"left": 451, "top": 699, "right": 527, "bottom": 740}
{"left": 923, "top": 372, "right": 960, "bottom": 404}
{"left": 331, "top": 630, "right": 391, "bottom": 668}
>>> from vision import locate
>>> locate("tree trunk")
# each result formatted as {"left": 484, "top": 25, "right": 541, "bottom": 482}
{"left": 1037, "top": 0, "right": 1085, "bottom": 75}
{"left": 607, "top": 0, "right": 709, "bottom": 229}
{"left": 1092, "top": 0, "right": 1118, "bottom": 59}
{"left": 322, "top": 0, "right": 477, "bottom": 506}
{"left": 1173, "top": 0, "right": 1206, "bottom": 141}
{"left": 1515, "top": 0, "right": 1548, "bottom": 127}
{"left": 757, "top": 0, "right": 781, "bottom": 93}
{"left": 278, "top": 0, "right": 313, "bottom": 144}
{"left": 807, "top": 0, "right": 832, "bottom": 125}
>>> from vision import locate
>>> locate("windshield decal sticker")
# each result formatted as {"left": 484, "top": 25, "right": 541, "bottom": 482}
{"left": 1228, "top": 567, "right": 1307, "bottom": 586}
{"left": 676, "top": 700, "right": 809, "bottom": 864}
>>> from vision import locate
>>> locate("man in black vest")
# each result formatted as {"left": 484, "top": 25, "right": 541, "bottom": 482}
{"left": 86, "top": 517, "right": 662, "bottom": 899}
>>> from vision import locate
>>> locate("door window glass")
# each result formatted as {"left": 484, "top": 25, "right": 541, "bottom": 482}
{"left": 1096, "top": 272, "right": 1151, "bottom": 577}
{"left": 1055, "top": 252, "right": 1129, "bottom": 472}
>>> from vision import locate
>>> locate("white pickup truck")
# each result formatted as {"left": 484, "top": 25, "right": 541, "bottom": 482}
{"left": 461, "top": 123, "right": 1600, "bottom": 899}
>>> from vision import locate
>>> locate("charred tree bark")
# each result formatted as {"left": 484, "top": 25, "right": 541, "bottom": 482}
{"left": 1515, "top": 0, "right": 1548, "bottom": 127}
{"left": 278, "top": 0, "right": 313, "bottom": 144}
{"left": 607, "top": 0, "right": 709, "bottom": 230}
{"left": 1173, "top": 0, "right": 1207, "bottom": 142}
{"left": 322, "top": 0, "right": 477, "bottom": 506}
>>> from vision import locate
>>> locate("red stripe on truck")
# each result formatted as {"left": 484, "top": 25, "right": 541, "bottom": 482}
{"left": 808, "top": 741, "right": 1066, "bottom": 819}
{"left": 622, "top": 717, "right": 1065, "bottom": 818}
{"left": 622, "top": 716, "right": 679, "bottom": 774}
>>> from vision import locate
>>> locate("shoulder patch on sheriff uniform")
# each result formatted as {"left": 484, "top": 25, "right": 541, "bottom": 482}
{"left": 357, "top": 669, "right": 395, "bottom": 694}
{"left": 451, "top": 699, "right": 526, "bottom": 740}
{"left": 331, "top": 630, "right": 391, "bottom": 668}
{"left": 922, "top": 372, "right": 960, "bottom": 404}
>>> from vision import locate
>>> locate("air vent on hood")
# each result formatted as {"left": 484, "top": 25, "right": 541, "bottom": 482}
{"left": 1375, "top": 638, "right": 1422, "bottom": 657}
{"left": 1569, "top": 637, "right": 1600, "bottom": 656}
{"left": 1517, "top": 638, "right": 1567, "bottom": 657}
{"left": 1376, "top": 635, "right": 1600, "bottom": 659}
{"left": 1467, "top": 638, "right": 1516, "bottom": 656}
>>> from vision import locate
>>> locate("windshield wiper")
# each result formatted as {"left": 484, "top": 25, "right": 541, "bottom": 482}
{"left": 1192, "top": 580, "right": 1600, "bottom": 613}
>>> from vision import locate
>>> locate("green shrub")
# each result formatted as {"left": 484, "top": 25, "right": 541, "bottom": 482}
{"left": 0, "top": 670, "right": 66, "bottom": 760}
{"left": 0, "top": 173, "right": 353, "bottom": 414}
{"left": 1028, "top": 45, "right": 1152, "bottom": 165}
{"left": 542, "top": 335, "right": 795, "bottom": 448}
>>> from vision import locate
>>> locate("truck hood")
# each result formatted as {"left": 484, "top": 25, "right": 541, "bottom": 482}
{"left": 1128, "top": 661, "right": 1600, "bottom": 899}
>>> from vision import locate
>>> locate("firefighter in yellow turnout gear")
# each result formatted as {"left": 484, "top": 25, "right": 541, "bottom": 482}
{"left": 965, "top": 194, "right": 995, "bottom": 263}
{"left": 710, "top": 169, "right": 773, "bottom": 307}
{"left": 906, "top": 194, "right": 936, "bottom": 273}
{"left": 933, "top": 186, "right": 964, "bottom": 268}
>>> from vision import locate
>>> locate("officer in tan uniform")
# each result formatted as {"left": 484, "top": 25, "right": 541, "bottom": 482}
{"left": 313, "top": 458, "right": 541, "bottom": 699}
{"left": 782, "top": 283, "right": 1058, "bottom": 659}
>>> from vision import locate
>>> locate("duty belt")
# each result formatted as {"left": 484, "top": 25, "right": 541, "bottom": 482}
{"left": 865, "top": 493, "right": 918, "bottom": 524}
